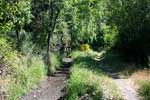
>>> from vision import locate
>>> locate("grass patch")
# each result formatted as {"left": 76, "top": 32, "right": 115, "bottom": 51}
{"left": 131, "top": 70, "right": 150, "bottom": 100}
{"left": 4, "top": 55, "right": 46, "bottom": 100}
{"left": 138, "top": 81, "right": 150, "bottom": 100}
{"left": 50, "top": 52, "right": 62, "bottom": 73}
{"left": 70, "top": 50, "right": 89, "bottom": 59}
{"left": 65, "top": 67, "right": 103, "bottom": 100}
{"left": 65, "top": 51, "right": 122, "bottom": 100}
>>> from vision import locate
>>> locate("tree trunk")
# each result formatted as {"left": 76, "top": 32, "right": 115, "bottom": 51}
{"left": 46, "top": 0, "right": 53, "bottom": 75}
{"left": 16, "top": 29, "right": 20, "bottom": 50}
{"left": 47, "top": 0, "right": 61, "bottom": 75}
{"left": 47, "top": 32, "right": 51, "bottom": 75}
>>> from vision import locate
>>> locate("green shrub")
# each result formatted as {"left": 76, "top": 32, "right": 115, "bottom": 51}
{"left": 0, "top": 38, "right": 14, "bottom": 61}
{"left": 101, "top": 24, "right": 118, "bottom": 48}
{"left": 0, "top": 38, "right": 46, "bottom": 100}
{"left": 50, "top": 53, "right": 62, "bottom": 73}
{"left": 6, "top": 55, "right": 46, "bottom": 100}
{"left": 80, "top": 44, "right": 90, "bottom": 51}
{"left": 71, "top": 51, "right": 88, "bottom": 59}
{"left": 65, "top": 51, "right": 122, "bottom": 100}
{"left": 139, "top": 81, "right": 150, "bottom": 100}
{"left": 65, "top": 67, "right": 103, "bottom": 100}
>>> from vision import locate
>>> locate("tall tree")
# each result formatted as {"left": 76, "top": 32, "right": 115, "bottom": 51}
{"left": 106, "top": 0, "right": 150, "bottom": 66}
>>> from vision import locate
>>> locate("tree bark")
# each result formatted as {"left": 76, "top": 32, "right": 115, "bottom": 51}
{"left": 47, "top": 0, "right": 53, "bottom": 75}
{"left": 47, "top": 0, "right": 60, "bottom": 75}
{"left": 16, "top": 29, "right": 20, "bottom": 50}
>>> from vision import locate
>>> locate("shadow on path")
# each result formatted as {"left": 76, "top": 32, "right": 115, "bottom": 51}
{"left": 99, "top": 63, "right": 140, "bottom": 100}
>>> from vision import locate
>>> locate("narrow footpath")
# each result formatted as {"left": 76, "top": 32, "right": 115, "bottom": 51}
{"left": 114, "top": 78, "right": 140, "bottom": 100}
{"left": 21, "top": 58, "right": 72, "bottom": 100}
{"left": 101, "top": 66, "right": 140, "bottom": 100}
{"left": 21, "top": 68, "right": 69, "bottom": 100}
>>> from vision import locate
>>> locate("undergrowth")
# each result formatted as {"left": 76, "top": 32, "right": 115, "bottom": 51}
{"left": 131, "top": 70, "right": 150, "bottom": 100}
{"left": 138, "top": 81, "right": 150, "bottom": 100}
{"left": 6, "top": 55, "right": 46, "bottom": 100}
{"left": 0, "top": 38, "right": 47, "bottom": 100}
{"left": 50, "top": 52, "right": 62, "bottom": 73}
{"left": 65, "top": 51, "right": 122, "bottom": 100}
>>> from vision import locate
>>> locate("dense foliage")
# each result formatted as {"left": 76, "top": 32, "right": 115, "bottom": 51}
{"left": 0, "top": 0, "right": 150, "bottom": 99}
{"left": 105, "top": 0, "right": 150, "bottom": 66}
{"left": 1, "top": 0, "right": 150, "bottom": 65}
{"left": 139, "top": 81, "right": 150, "bottom": 100}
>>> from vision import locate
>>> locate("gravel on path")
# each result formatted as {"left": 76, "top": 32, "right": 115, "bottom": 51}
{"left": 20, "top": 68, "right": 69, "bottom": 100}
{"left": 114, "top": 78, "right": 140, "bottom": 100}
{"left": 101, "top": 66, "right": 140, "bottom": 100}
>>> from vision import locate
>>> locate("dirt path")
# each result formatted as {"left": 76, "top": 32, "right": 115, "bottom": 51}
{"left": 101, "top": 67, "right": 140, "bottom": 100}
{"left": 114, "top": 78, "right": 139, "bottom": 100}
{"left": 20, "top": 68, "right": 69, "bottom": 100}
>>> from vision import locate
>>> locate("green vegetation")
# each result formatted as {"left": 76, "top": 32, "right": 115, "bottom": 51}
{"left": 139, "top": 81, "right": 150, "bottom": 100}
{"left": 65, "top": 51, "right": 122, "bottom": 100}
{"left": 6, "top": 56, "right": 46, "bottom": 100}
{"left": 0, "top": 0, "right": 150, "bottom": 99}
{"left": 50, "top": 53, "right": 62, "bottom": 73}
{"left": 80, "top": 44, "right": 90, "bottom": 51}
{"left": 131, "top": 70, "right": 150, "bottom": 100}
{"left": 105, "top": 0, "right": 150, "bottom": 66}
{"left": 0, "top": 38, "right": 46, "bottom": 100}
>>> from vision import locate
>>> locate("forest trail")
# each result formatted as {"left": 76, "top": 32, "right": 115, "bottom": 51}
{"left": 101, "top": 66, "right": 140, "bottom": 100}
{"left": 20, "top": 67, "right": 69, "bottom": 100}
{"left": 20, "top": 55, "right": 140, "bottom": 100}
{"left": 114, "top": 78, "right": 140, "bottom": 100}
